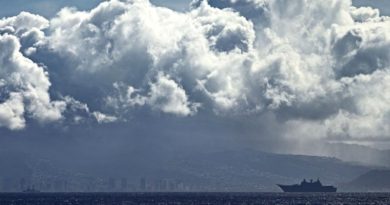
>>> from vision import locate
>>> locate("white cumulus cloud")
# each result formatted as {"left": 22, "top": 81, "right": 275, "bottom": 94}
{"left": 0, "top": 0, "right": 389, "bottom": 143}
{"left": 0, "top": 31, "right": 65, "bottom": 129}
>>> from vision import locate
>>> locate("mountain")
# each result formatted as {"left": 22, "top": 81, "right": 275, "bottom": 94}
{"left": 280, "top": 142, "right": 390, "bottom": 167}
{"left": 161, "top": 150, "right": 372, "bottom": 191}
{"left": 324, "top": 143, "right": 390, "bottom": 167}
{"left": 0, "top": 149, "right": 375, "bottom": 192}
{"left": 341, "top": 170, "right": 390, "bottom": 192}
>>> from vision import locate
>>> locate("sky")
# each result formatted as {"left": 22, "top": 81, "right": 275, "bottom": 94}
{"left": 0, "top": 0, "right": 389, "bottom": 166}
{"left": 0, "top": 0, "right": 389, "bottom": 17}
{"left": 0, "top": 0, "right": 193, "bottom": 17}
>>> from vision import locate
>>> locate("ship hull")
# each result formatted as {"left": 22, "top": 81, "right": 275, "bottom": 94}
{"left": 277, "top": 184, "right": 337, "bottom": 193}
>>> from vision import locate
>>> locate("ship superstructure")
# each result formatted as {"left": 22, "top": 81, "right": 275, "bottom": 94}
{"left": 277, "top": 179, "right": 337, "bottom": 192}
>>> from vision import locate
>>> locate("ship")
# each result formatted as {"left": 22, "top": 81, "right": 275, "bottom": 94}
{"left": 277, "top": 179, "right": 337, "bottom": 192}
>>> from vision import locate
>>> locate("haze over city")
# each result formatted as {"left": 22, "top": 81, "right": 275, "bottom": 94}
{"left": 0, "top": 0, "right": 389, "bottom": 193}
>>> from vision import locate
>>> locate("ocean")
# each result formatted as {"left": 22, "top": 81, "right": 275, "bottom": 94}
{"left": 0, "top": 192, "right": 389, "bottom": 205}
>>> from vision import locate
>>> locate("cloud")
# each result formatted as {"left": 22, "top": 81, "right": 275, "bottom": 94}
{"left": 147, "top": 74, "right": 200, "bottom": 116}
{"left": 350, "top": 6, "right": 380, "bottom": 22}
{"left": 0, "top": 30, "right": 65, "bottom": 130}
{"left": 44, "top": 0, "right": 258, "bottom": 115}
{"left": 63, "top": 96, "right": 118, "bottom": 124}
{"left": 92, "top": 111, "right": 118, "bottom": 124}
{"left": 105, "top": 74, "right": 199, "bottom": 116}
{"left": 0, "top": 0, "right": 389, "bottom": 144}
{"left": 0, "top": 93, "right": 25, "bottom": 130}
{"left": 0, "top": 11, "right": 49, "bottom": 32}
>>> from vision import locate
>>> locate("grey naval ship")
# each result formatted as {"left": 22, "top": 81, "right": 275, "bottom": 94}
{"left": 277, "top": 179, "right": 337, "bottom": 192}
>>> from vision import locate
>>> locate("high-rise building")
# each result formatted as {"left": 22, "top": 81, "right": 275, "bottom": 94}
{"left": 108, "top": 178, "right": 116, "bottom": 191}
{"left": 140, "top": 178, "right": 146, "bottom": 191}
{"left": 20, "top": 178, "right": 27, "bottom": 191}
{"left": 121, "top": 178, "right": 128, "bottom": 191}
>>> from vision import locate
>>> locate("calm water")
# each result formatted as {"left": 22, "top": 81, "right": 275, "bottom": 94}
{"left": 0, "top": 193, "right": 389, "bottom": 205}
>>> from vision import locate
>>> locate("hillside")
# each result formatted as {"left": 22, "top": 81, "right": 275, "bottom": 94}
{"left": 162, "top": 150, "right": 371, "bottom": 191}
{"left": 342, "top": 170, "right": 390, "bottom": 192}
{"left": 0, "top": 149, "right": 374, "bottom": 192}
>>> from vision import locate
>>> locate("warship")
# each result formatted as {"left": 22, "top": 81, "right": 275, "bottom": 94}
{"left": 277, "top": 179, "right": 337, "bottom": 192}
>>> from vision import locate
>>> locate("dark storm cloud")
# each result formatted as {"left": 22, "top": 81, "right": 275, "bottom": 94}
{"left": 0, "top": 0, "right": 389, "bottom": 144}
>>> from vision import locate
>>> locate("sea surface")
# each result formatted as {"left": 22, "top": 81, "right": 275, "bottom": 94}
{"left": 0, "top": 192, "right": 389, "bottom": 205}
